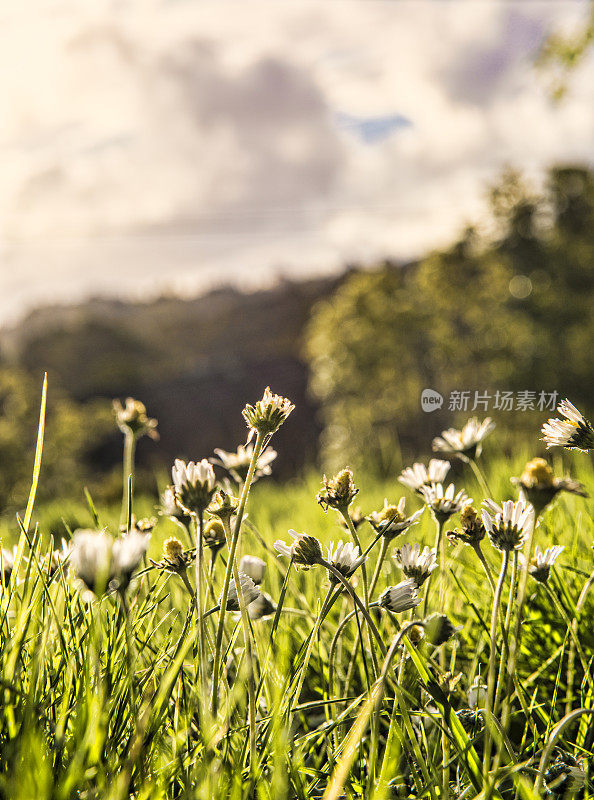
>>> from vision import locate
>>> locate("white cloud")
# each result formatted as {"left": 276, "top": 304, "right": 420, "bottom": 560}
{"left": 0, "top": 0, "right": 593, "bottom": 322}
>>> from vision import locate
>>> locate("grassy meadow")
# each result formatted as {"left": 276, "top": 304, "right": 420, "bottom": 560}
{"left": 0, "top": 385, "right": 593, "bottom": 800}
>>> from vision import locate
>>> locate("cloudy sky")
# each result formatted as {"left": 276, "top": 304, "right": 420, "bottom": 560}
{"left": 1, "top": 0, "right": 593, "bottom": 323}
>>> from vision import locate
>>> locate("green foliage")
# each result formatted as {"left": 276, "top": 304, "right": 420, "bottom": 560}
{"left": 1, "top": 434, "right": 593, "bottom": 798}
{"left": 305, "top": 166, "right": 594, "bottom": 474}
{"left": 0, "top": 367, "right": 114, "bottom": 513}
{"left": 1, "top": 378, "right": 594, "bottom": 799}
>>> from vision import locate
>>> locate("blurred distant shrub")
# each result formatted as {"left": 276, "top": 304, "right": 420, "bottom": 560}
{"left": 305, "top": 165, "right": 594, "bottom": 473}
{"left": 0, "top": 368, "right": 114, "bottom": 514}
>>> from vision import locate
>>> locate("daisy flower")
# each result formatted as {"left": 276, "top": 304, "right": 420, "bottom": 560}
{"left": 394, "top": 542, "right": 438, "bottom": 587}
{"left": 379, "top": 579, "right": 421, "bottom": 613}
{"left": 398, "top": 459, "right": 451, "bottom": 493}
{"left": 433, "top": 417, "right": 495, "bottom": 460}
{"left": 521, "top": 544, "right": 564, "bottom": 583}
{"left": 420, "top": 483, "right": 470, "bottom": 524}
{"left": 541, "top": 399, "right": 594, "bottom": 451}
{"left": 481, "top": 499, "right": 534, "bottom": 552}
{"left": 212, "top": 444, "right": 277, "bottom": 484}
{"left": 325, "top": 540, "right": 366, "bottom": 583}
{"left": 367, "top": 497, "right": 424, "bottom": 540}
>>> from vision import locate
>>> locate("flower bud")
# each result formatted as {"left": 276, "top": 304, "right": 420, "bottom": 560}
{"left": 242, "top": 387, "right": 294, "bottom": 438}
{"left": 274, "top": 530, "right": 323, "bottom": 569}
{"left": 240, "top": 555, "right": 267, "bottom": 585}
{"left": 172, "top": 458, "right": 216, "bottom": 514}
{"left": 113, "top": 397, "right": 158, "bottom": 440}
{"left": 223, "top": 573, "right": 260, "bottom": 610}
{"left": 317, "top": 469, "right": 358, "bottom": 511}
{"left": 203, "top": 519, "right": 226, "bottom": 551}
{"left": 379, "top": 579, "right": 420, "bottom": 613}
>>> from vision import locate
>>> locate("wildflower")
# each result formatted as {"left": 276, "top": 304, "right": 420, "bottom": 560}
{"left": 398, "top": 459, "right": 451, "bottom": 493}
{"left": 240, "top": 555, "right": 267, "bottom": 585}
{"left": 432, "top": 417, "right": 495, "bottom": 460}
{"left": 424, "top": 612, "right": 460, "bottom": 646}
{"left": 420, "top": 483, "right": 470, "bottom": 524}
{"left": 541, "top": 399, "right": 594, "bottom": 451}
{"left": 203, "top": 519, "right": 226, "bottom": 551}
{"left": 439, "top": 670, "right": 463, "bottom": 694}
{"left": 447, "top": 504, "right": 486, "bottom": 546}
{"left": 172, "top": 458, "right": 216, "bottom": 515}
{"left": 325, "top": 541, "right": 366, "bottom": 583}
{"left": 248, "top": 592, "right": 276, "bottom": 620}
{"left": 468, "top": 677, "right": 487, "bottom": 709}
{"left": 521, "top": 545, "right": 564, "bottom": 584}
{"left": 512, "top": 457, "right": 587, "bottom": 516}
{"left": 112, "top": 530, "right": 150, "bottom": 592}
{"left": 151, "top": 537, "right": 195, "bottom": 574}
{"left": 70, "top": 530, "right": 114, "bottom": 594}
{"left": 394, "top": 543, "right": 437, "bottom": 588}
{"left": 457, "top": 708, "right": 481, "bottom": 732}
{"left": 274, "top": 530, "right": 323, "bottom": 569}
{"left": 150, "top": 537, "right": 195, "bottom": 594}
{"left": 71, "top": 529, "right": 148, "bottom": 595}
{"left": 121, "top": 515, "right": 157, "bottom": 536}
{"left": 113, "top": 397, "right": 158, "bottom": 440}
{"left": 242, "top": 387, "right": 294, "bottom": 439}
{"left": 406, "top": 624, "right": 426, "bottom": 646}
{"left": 212, "top": 444, "right": 277, "bottom": 484}
{"left": 160, "top": 486, "right": 193, "bottom": 529}
{"left": 223, "top": 573, "right": 260, "bottom": 611}
{"left": 367, "top": 497, "right": 424, "bottom": 541}
{"left": 379, "top": 579, "right": 421, "bottom": 613}
{"left": 317, "top": 469, "right": 358, "bottom": 511}
{"left": 545, "top": 753, "right": 586, "bottom": 794}
{"left": 208, "top": 488, "right": 239, "bottom": 521}
{"left": 481, "top": 499, "right": 534, "bottom": 552}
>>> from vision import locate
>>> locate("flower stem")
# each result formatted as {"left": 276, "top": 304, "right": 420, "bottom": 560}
{"left": 494, "top": 550, "right": 517, "bottom": 714}
{"left": 339, "top": 509, "right": 370, "bottom": 609}
{"left": 195, "top": 511, "right": 206, "bottom": 701}
{"left": 210, "top": 430, "right": 264, "bottom": 759}
{"left": 473, "top": 543, "right": 496, "bottom": 593}
{"left": 423, "top": 517, "right": 444, "bottom": 617}
{"left": 483, "top": 548, "right": 509, "bottom": 782}
{"left": 499, "top": 518, "right": 536, "bottom": 735}
{"left": 120, "top": 431, "right": 136, "bottom": 529}
{"left": 469, "top": 456, "right": 492, "bottom": 498}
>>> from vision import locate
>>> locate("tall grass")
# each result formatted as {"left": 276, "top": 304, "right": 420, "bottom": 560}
{"left": 0, "top": 382, "right": 593, "bottom": 799}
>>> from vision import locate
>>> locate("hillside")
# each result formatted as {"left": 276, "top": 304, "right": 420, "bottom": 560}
{"left": 0, "top": 272, "right": 358, "bottom": 476}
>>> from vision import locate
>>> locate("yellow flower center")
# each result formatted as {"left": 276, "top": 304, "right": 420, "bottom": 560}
{"left": 377, "top": 505, "right": 404, "bottom": 524}
{"left": 330, "top": 469, "right": 354, "bottom": 494}
{"left": 459, "top": 504, "right": 478, "bottom": 528}
{"left": 204, "top": 519, "right": 226, "bottom": 543}
{"left": 521, "top": 458, "right": 555, "bottom": 488}
{"left": 164, "top": 537, "right": 184, "bottom": 560}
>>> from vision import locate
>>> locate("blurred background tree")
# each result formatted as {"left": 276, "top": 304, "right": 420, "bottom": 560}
{"left": 536, "top": 0, "right": 594, "bottom": 101}
{"left": 305, "top": 164, "right": 594, "bottom": 474}
{"left": 0, "top": 368, "right": 114, "bottom": 514}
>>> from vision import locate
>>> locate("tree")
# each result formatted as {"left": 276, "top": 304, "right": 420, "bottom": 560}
{"left": 305, "top": 165, "right": 594, "bottom": 474}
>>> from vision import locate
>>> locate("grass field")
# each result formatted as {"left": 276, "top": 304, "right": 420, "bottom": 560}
{"left": 0, "top": 388, "right": 593, "bottom": 799}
